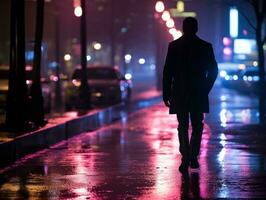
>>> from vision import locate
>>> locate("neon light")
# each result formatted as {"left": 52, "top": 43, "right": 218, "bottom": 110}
{"left": 230, "top": 8, "right": 238, "bottom": 38}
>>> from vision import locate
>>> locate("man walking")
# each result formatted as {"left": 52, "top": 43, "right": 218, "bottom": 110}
{"left": 163, "top": 17, "right": 218, "bottom": 172}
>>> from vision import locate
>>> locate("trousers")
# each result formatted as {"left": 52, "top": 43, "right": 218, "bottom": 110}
{"left": 176, "top": 112, "right": 204, "bottom": 161}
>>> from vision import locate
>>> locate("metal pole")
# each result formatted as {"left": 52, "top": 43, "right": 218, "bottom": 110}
{"left": 54, "top": 1, "right": 63, "bottom": 112}
{"left": 79, "top": 0, "right": 90, "bottom": 109}
{"left": 30, "top": 0, "right": 46, "bottom": 126}
{"left": 110, "top": 0, "right": 115, "bottom": 67}
{"left": 6, "top": 0, "right": 29, "bottom": 130}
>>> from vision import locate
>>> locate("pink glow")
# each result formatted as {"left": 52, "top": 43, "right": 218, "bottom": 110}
{"left": 223, "top": 47, "right": 232, "bottom": 56}
{"left": 223, "top": 37, "right": 232, "bottom": 46}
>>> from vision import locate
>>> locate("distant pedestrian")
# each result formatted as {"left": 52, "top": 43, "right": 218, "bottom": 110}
{"left": 162, "top": 17, "right": 218, "bottom": 173}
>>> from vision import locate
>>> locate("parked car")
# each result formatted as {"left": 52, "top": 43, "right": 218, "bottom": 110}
{"left": 240, "top": 67, "right": 260, "bottom": 93}
{"left": 220, "top": 69, "right": 243, "bottom": 89}
{"left": 65, "top": 65, "right": 132, "bottom": 108}
{"left": 0, "top": 65, "right": 52, "bottom": 113}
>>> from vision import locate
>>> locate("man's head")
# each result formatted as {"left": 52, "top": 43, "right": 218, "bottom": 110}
{"left": 182, "top": 17, "right": 198, "bottom": 35}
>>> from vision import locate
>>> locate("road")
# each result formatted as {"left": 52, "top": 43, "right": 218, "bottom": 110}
{"left": 0, "top": 83, "right": 266, "bottom": 199}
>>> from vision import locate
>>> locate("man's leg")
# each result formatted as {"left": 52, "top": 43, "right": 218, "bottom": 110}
{"left": 190, "top": 112, "right": 204, "bottom": 168}
{"left": 177, "top": 112, "right": 189, "bottom": 172}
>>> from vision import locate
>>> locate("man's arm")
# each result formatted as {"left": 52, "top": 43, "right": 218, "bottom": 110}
{"left": 205, "top": 44, "right": 218, "bottom": 94}
{"left": 163, "top": 43, "right": 174, "bottom": 107}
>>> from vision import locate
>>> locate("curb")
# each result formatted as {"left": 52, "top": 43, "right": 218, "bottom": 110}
{"left": 0, "top": 96, "right": 162, "bottom": 168}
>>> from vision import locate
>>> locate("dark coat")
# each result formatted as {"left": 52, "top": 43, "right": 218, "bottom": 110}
{"left": 163, "top": 35, "right": 218, "bottom": 114}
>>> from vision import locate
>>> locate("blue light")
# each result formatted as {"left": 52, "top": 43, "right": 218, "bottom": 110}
{"left": 25, "top": 51, "right": 34, "bottom": 61}
{"left": 48, "top": 61, "right": 57, "bottom": 68}
{"left": 225, "top": 75, "right": 230, "bottom": 81}
{"left": 233, "top": 75, "right": 238, "bottom": 80}
{"left": 253, "top": 76, "right": 260, "bottom": 81}
{"left": 220, "top": 70, "right": 227, "bottom": 77}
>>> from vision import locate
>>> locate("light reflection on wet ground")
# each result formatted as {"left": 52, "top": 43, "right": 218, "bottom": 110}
{"left": 0, "top": 85, "right": 266, "bottom": 199}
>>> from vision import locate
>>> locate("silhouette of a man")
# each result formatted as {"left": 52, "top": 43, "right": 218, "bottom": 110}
{"left": 163, "top": 17, "right": 218, "bottom": 172}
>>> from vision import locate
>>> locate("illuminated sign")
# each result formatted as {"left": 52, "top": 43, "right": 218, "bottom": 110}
{"left": 169, "top": 9, "right": 196, "bottom": 17}
{"left": 230, "top": 8, "right": 238, "bottom": 38}
{"left": 234, "top": 39, "right": 256, "bottom": 54}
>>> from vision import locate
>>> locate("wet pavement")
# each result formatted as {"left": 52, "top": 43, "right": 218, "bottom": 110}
{"left": 0, "top": 84, "right": 266, "bottom": 199}
{"left": 0, "top": 86, "right": 161, "bottom": 144}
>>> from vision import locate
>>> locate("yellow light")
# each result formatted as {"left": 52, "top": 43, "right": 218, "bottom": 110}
{"left": 177, "top": 1, "right": 184, "bottom": 12}
{"left": 238, "top": 64, "right": 246, "bottom": 70}
{"left": 93, "top": 43, "right": 102, "bottom": 50}
{"left": 162, "top": 11, "right": 171, "bottom": 21}
{"left": 74, "top": 6, "right": 82, "bottom": 17}
{"left": 72, "top": 79, "right": 81, "bottom": 87}
{"left": 166, "top": 19, "right": 175, "bottom": 28}
{"left": 94, "top": 92, "right": 102, "bottom": 97}
{"left": 155, "top": 1, "right": 165, "bottom": 13}
{"left": 64, "top": 54, "right": 71, "bottom": 61}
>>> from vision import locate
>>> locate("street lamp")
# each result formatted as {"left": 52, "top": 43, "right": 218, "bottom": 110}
{"left": 166, "top": 18, "right": 175, "bottom": 28}
{"left": 169, "top": 28, "right": 182, "bottom": 40}
{"left": 155, "top": 1, "right": 165, "bottom": 13}
{"left": 73, "top": 0, "right": 82, "bottom": 17}
{"left": 64, "top": 54, "right": 71, "bottom": 61}
{"left": 162, "top": 11, "right": 170, "bottom": 21}
{"left": 93, "top": 42, "right": 102, "bottom": 50}
{"left": 124, "top": 54, "right": 132, "bottom": 64}
{"left": 138, "top": 58, "right": 145, "bottom": 65}
{"left": 79, "top": 0, "right": 90, "bottom": 109}
{"left": 74, "top": 6, "right": 82, "bottom": 17}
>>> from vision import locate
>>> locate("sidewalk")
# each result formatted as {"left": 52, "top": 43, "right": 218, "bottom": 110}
{"left": 0, "top": 96, "right": 266, "bottom": 198}
{"left": 224, "top": 123, "right": 266, "bottom": 155}
{"left": 0, "top": 89, "right": 162, "bottom": 168}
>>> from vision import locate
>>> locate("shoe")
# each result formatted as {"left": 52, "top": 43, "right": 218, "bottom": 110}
{"left": 190, "top": 159, "right": 199, "bottom": 169}
{"left": 179, "top": 161, "right": 189, "bottom": 173}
